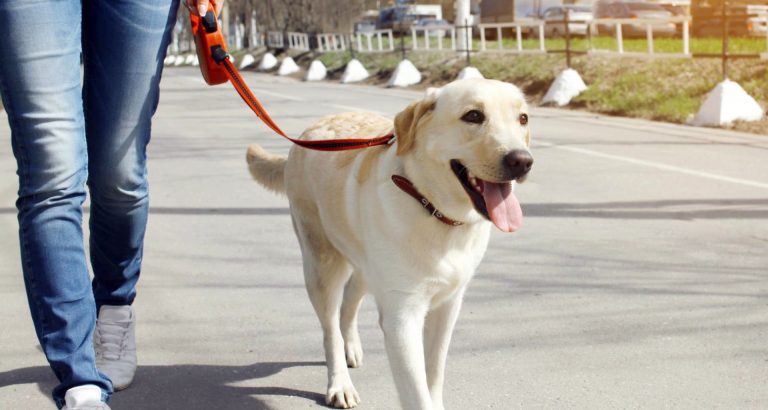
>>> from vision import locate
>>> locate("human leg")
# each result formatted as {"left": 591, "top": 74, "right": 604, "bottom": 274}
{"left": 81, "top": 0, "right": 178, "bottom": 391}
{"left": 0, "top": 0, "right": 112, "bottom": 406}
{"left": 82, "top": 0, "right": 179, "bottom": 309}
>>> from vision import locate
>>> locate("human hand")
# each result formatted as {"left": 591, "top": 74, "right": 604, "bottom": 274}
{"left": 185, "top": 0, "right": 224, "bottom": 16}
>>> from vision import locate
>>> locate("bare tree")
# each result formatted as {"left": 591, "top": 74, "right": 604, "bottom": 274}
{"left": 240, "top": 0, "right": 368, "bottom": 33}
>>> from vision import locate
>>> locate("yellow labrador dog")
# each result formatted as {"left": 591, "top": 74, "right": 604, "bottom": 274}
{"left": 246, "top": 78, "right": 533, "bottom": 409}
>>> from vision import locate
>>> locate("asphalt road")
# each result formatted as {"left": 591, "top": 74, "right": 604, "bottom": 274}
{"left": 1, "top": 67, "right": 767, "bottom": 409}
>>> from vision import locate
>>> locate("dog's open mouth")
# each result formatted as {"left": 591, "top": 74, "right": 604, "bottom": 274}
{"left": 450, "top": 160, "right": 523, "bottom": 233}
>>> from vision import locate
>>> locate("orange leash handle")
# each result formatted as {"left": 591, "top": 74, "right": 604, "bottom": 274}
{"left": 190, "top": 6, "right": 229, "bottom": 85}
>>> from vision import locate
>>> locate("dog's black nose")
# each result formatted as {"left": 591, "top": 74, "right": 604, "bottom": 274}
{"left": 504, "top": 150, "right": 533, "bottom": 177}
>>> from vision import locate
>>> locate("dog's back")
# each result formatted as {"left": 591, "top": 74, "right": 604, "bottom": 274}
{"left": 246, "top": 111, "right": 392, "bottom": 195}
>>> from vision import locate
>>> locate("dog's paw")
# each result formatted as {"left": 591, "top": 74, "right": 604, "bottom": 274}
{"left": 326, "top": 378, "right": 360, "bottom": 409}
{"left": 345, "top": 338, "right": 363, "bottom": 368}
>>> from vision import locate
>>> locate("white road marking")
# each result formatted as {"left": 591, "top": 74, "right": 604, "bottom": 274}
{"left": 328, "top": 104, "right": 388, "bottom": 116}
{"left": 537, "top": 141, "right": 768, "bottom": 190}
{"left": 250, "top": 88, "right": 305, "bottom": 102}
{"left": 240, "top": 89, "right": 388, "bottom": 115}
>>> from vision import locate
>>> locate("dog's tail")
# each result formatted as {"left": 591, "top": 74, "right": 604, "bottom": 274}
{"left": 246, "top": 144, "right": 287, "bottom": 194}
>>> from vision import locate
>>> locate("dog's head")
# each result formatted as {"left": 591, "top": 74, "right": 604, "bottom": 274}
{"left": 394, "top": 78, "right": 532, "bottom": 233}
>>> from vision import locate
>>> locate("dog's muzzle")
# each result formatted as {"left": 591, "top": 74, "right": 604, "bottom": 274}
{"left": 503, "top": 150, "right": 534, "bottom": 180}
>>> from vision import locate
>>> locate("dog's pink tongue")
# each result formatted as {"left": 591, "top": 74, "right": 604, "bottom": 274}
{"left": 481, "top": 181, "right": 523, "bottom": 232}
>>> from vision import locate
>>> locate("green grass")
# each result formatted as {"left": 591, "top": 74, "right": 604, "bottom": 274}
{"left": 571, "top": 56, "right": 767, "bottom": 124}
{"left": 480, "top": 35, "right": 767, "bottom": 55}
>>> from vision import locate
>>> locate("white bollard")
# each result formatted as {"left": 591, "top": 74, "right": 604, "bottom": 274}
{"left": 258, "top": 53, "right": 278, "bottom": 70}
{"left": 239, "top": 54, "right": 256, "bottom": 69}
{"left": 690, "top": 79, "right": 764, "bottom": 126}
{"left": 184, "top": 54, "right": 196, "bottom": 65}
{"left": 305, "top": 60, "right": 328, "bottom": 81}
{"left": 456, "top": 66, "right": 484, "bottom": 80}
{"left": 387, "top": 59, "right": 422, "bottom": 87}
{"left": 340, "top": 59, "right": 369, "bottom": 84}
{"left": 542, "top": 68, "right": 588, "bottom": 107}
{"left": 173, "top": 55, "right": 186, "bottom": 66}
{"left": 277, "top": 57, "right": 300, "bottom": 76}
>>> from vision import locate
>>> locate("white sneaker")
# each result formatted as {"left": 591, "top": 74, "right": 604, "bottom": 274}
{"left": 62, "top": 385, "right": 110, "bottom": 410}
{"left": 94, "top": 305, "right": 137, "bottom": 391}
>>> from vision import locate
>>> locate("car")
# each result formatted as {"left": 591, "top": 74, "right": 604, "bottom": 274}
{"left": 413, "top": 18, "right": 452, "bottom": 38}
{"left": 354, "top": 21, "right": 377, "bottom": 34}
{"left": 748, "top": 14, "right": 768, "bottom": 37}
{"left": 691, "top": 1, "right": 768, "bottom": 37}
{"left": 593, "top": 1, "right": 677, "bottom": 37}
{"left": 657, "top": 2, "right": 688, "bottom": 34}
{"left": 535, "top": 5, "right": 594, "bottom": 37}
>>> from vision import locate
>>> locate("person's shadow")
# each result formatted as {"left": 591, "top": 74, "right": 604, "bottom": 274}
{"left": 0, "top": 361, "right": 326, "bottom": 409}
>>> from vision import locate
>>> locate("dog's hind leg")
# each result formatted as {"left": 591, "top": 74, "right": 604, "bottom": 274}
{"left": 423, "top": 288, "right": 466, "bottom": 410}
{"left": 293, "top": 215, "right": 360, "bottom": 409}
{"left": 340, "top": 270, "right": 366, "bottom": 368}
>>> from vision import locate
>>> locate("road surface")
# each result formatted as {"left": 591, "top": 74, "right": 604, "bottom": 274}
{"left": 1, "top": 67, "right": 767, "bottom": 409}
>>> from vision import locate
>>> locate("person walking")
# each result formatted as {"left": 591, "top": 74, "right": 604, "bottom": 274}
{"left": 0, "top": 0, "right": 219, "bottom": 408}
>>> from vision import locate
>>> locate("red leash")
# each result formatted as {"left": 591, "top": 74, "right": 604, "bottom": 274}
{"left": 190, "top": 7, "right": 464, "bottom": 226}
{"left": 190, "top": 8, "right": 394, "bottom": 152}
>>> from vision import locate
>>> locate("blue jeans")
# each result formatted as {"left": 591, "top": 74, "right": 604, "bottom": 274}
{"left": 0, "top": 0, "right": 178, "bottom": 407}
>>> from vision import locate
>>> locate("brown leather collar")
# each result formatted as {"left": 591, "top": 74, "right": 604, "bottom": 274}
{"left": 391, "top": 175, "right": 463, "bottom": 227}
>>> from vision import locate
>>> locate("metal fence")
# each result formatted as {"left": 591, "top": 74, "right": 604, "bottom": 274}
{"left": 286, "top": 32, "right": 310, "bottom": 51}
{"left": 316, "top": 33, "right": 350, "bottom": 52}
{"left": 588, "top": 16, "right": 691, "bottom": 56}
{"left": 263, "top": 17, "right": 766, "bottom": 59}
{"left": 410, "top": 25, "right": 457, "bottom": 51}
{"left": 355, "top": 30, "right": 395, "bottom": 53}
{"left": 478, "top": 21, "right": 546, "bottom": 53}
{"left": 172, "top": 11, "right": 768, "bottom": 71}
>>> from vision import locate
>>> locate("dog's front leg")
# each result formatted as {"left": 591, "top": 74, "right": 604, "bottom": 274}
{"left": 423, "top": 288, "right": 466, "bottom": 410}
{"left": 377, "top": 292, "right": 433, "bottom": 410}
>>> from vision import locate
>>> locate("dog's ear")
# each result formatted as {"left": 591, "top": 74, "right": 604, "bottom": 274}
{"left": 394, "top": 98, "right": 436, "bottom": 155}
{"left": 425, "top": 87, "right": 442, "bottom": 100}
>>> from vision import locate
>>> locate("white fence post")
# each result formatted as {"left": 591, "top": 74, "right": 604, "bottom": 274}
{"left": 474, "top": 22, "right": 547, "bottom": 54}
{"left": 646, "top": 24, "right": 654, "bottom": 54}
{"left": 354, "top": 30, "right": 395, "bottom": 53}
{"left": 616, "top": 23, "right": 624, "bottom": 54}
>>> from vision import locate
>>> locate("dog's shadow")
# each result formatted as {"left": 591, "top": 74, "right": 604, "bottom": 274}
{"left": 0, "top": 361, "right": 326, "bottom": 409}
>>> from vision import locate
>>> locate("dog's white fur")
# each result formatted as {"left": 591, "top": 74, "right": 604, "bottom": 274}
{"left": 246, "top": 79, "right": 531, "bottom": 409}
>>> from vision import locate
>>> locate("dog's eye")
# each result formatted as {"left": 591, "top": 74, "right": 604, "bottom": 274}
{"left": 461, "top": 110, "right": 485, "bottom": 124}
{"left": 519, "top": 113, "right": 529, "bottom": 126}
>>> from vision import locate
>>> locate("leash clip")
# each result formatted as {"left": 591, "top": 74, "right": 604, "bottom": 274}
{"left": 211, "top": 45, "right": 229, "bottom": 64}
